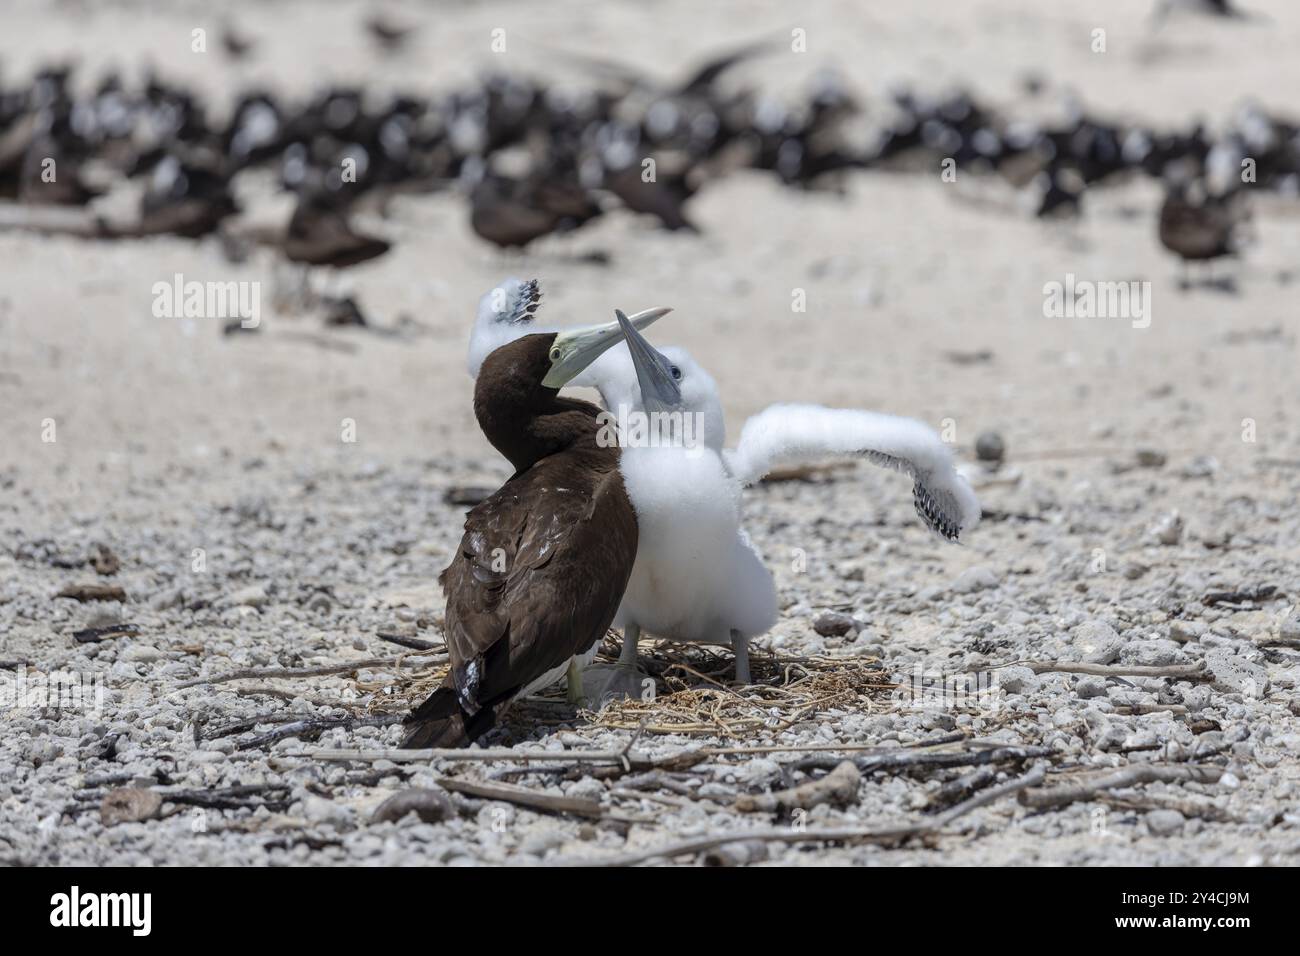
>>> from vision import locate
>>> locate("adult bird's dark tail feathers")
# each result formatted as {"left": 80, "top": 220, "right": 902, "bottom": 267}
{"left": 401, "top": 685, "right": 495, "bottom": 749}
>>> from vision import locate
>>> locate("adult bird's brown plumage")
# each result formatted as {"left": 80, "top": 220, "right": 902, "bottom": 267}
{"left": 469, "top": 174, "right": 602, "bottom": 250}
{"left": 403, "top": 312, "right": 669, "bottom": 748}
{"left": 1158, "top": 187, "right": 1244, "bottom": 263}
{"left": 284, "top": 192, "right": 391, "bottom": 267}
{"left": 1158, "top": 183, "right": 1247, "bottom": 285}
{"left": 365, "top": 15, "right": 416, "bottom": 52}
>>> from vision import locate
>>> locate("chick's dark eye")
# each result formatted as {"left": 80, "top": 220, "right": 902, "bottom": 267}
{"left": 670, "top": 365, "right": 682, "bottom": 380}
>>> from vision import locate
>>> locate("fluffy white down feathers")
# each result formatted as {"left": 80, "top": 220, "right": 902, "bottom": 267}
{"left": 726, "top": 403, "right": 981, "bottom": 538}
{"left": 615, "top": 444, "right": 778, "bottom": 641}
{"left": 467, "top": 278, "right": 544, "bottom": 378}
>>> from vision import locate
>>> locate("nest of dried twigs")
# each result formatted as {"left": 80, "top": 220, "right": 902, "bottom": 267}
{"left": 347, "top": 634, "right": 893, "bottom": 738}
{"left": 351, "top": 654, "right": 450, "bottom": 713}
{"left": 578, "top": 638, "right": 892, "bottom": 737}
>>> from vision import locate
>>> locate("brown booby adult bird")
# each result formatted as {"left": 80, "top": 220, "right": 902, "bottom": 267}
{"left": 284, "top": 191, "right": 391, "bottom": 268}
{"left": 135, "top": 153, "right": 239, "bottom": 238}
{"left": 220, "top": 23, "right": 256, "bottom": 61}
{"left": 403, "top": 306, "right": 671, "bottom": 748}
{"left": 468, "top": 173, "right": 603, "bottom": 250}
{"left": 365, "top": 14, "right": 417, "bottom": 52}
{"left": 1158, "top": 183, "right": 1247, "bottom": 287}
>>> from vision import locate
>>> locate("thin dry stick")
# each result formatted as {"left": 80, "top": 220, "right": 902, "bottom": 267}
{"left": 928, "top": 766, "right": 999, "bottom": 811}
{"left": 930, "top": 763, "right": 1048, "bottom": 827}
{"left": 376, "top": 632, "right": 444, "bottom": 652}
{"left": 558, "top": 763, "right": 1047, "bottom": 867}
{"left": 1013, "top": 660, "right": 1210, "bottom": 680}
{"left": 224, "top": 686, "right": 298, "bottom": 701}
{"left": 1115, "top": 704, "right": 1188, "bottom": 716}
{"left": 616, "top": 770, "right": 700, "bottom": 797}
{"left": 1257, "top": 635, "right": 1300, "bottom": 648}
{"left": 735, "top": 761, "right": 861, "bottom": 813}
{"left": 314, "top": 746, "right": 654, "bottom": 766}
{"left": 202, "top": 711, "right": 302, "bottom": 740}
{"left": 236, "top": 714, "right": 403, "bottom": 750}
{"left": 153, "top": 784, "right": 291, "bottom": 811}
{"left": 1099, "top": 793, "right": 1238, "bottom": 823}
{"left": 310, "top": 733, "right": 972, "bottom": 767}
{"left": 177, "top": 657, "right": 435, "bottom": 688}
{"left": 704, "top": 732, "right": 968, "bottom": 757}
{"left": 867, "top": 744, "right": 1050, "bottom": 770}
{"left": 225, "top": 686, "right": 364, "bottom": 707}
{"left": 609, "top": 787, "right": 697, "bottom": 810}
{"left": 792, "top": 744, "right": 1050, "bottom": 776}
{"left": 436, "top": 777, "right": 604, "bottom": 818}
{"left": 1017, "top": 764, "right": 1223, "bottom": 810}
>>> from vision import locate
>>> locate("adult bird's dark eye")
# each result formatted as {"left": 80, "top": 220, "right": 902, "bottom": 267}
{"left": 549, "top": 348, "right": 561, "bottom": 361}
{"left": 670, "top": 366, "right": 682, "bottom": 380}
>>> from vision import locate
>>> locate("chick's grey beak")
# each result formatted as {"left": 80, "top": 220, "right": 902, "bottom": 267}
{"left": 614, "top": 308, "right": 681, "bottom": 414}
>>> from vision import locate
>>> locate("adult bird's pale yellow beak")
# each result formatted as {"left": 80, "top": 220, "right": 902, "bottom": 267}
{"left": 542, "top": 306, "right": 672, "bottom": 388}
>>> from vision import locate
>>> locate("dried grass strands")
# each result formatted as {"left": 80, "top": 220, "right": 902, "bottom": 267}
{"left": 588, "top": 652, "right": 890, "bottom": 738}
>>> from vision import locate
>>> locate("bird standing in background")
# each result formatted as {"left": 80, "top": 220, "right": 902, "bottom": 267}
{"left": 220, "top": 23, "right": 257, "bottom": 61}
{"left": 366, "top": 14, "right": 417, "bottom": 52}
{"left": 274, "top": 190, "right": 390, "bottom": 309}
{"left": 468, "top": 172, "right": 603, "bottom": 250}
{"left": 1158, "top": 183, "right": 1248, "bottom": 289}
{"left": 1153, "top": 0, "right": 1249, "bottom": 22}
{"left": 284, "top": 191, "right": 391, "bottom": 268}
{"left": 135, "top": 153, "right": 239, "bottom": 238}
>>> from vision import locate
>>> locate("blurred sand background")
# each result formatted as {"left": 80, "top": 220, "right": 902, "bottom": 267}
{"left": 3, "top": 0, "right": 1298, "bottom": 508}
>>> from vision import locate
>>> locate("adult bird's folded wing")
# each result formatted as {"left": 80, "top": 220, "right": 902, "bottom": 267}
{"left": 724, "top": 403, "right": 981, "bottom": 540}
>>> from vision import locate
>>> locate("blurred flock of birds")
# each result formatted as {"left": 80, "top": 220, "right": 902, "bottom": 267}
{"left": 0, "top": 18, "right": 1296, "bottom": 303}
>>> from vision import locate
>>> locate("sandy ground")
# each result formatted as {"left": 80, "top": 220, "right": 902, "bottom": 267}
{"left": 1, "top": 0, "right": 1299, "bottom": 866}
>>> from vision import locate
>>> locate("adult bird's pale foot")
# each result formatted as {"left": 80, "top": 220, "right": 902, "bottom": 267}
{"left": 566, "top": 658, "right": 586, "bottom": 705}
{"left": 580, "top": 623, "right": 650, "bottom": 707}
{"left": 579, "top": 663, "right": 651, "bottom": 709}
